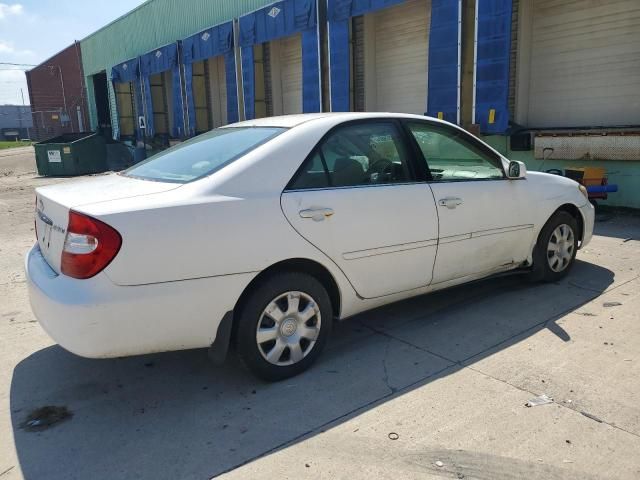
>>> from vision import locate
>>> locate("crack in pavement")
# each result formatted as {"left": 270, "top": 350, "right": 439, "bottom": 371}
{"left": 463, "top": 364, "right": 640, "bottom": 440}
{"left": 357, "top": 274, "right": 640, "bottom": 440}
{"left": 380, "top": 336, "right": 396, "bottom": 394}
{"left": 0, "top": 466, "right": 14, "bottom": 478}
{"left": 210, "top": 358, "right": 457, "bottom": 478}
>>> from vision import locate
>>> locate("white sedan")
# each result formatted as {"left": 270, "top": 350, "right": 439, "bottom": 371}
{"left": 26, "top": 113, "right": 594, "bottom": 380}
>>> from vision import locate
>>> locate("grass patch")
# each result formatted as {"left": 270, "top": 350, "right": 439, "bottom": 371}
{"left": 0, "top": 140, "right": 33, "bottom": 150}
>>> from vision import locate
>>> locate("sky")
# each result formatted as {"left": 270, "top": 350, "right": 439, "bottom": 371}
{"left": 0, "top": 0, "right": 145, "bottom": 105}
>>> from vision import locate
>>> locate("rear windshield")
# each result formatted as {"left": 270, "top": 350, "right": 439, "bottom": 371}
{"left": 123, "top": 127, "right": 286, "bottom": 183}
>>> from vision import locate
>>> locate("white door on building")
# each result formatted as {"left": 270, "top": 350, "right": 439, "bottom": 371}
{"left": 270, "top": 34, "right": 303, "bottom": 116}
{"left": 524, "top": 0, "right": 640, "bottom": 127}
{"left": 365, "top": 0, "right": 431, "bottom": 115}
{"left": 208, "top": 55, "right": 228, "bottom": 127}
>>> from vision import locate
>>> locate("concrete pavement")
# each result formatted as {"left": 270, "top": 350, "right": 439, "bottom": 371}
{"left": 0, "top": 147, "right": 36, "bottom": 177}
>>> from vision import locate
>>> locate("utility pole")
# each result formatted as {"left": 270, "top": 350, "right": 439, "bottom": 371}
{"left": 20, "top": 88, "right": 31, "bottom": 140}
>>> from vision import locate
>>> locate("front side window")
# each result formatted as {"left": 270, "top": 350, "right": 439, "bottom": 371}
{"left": 407, "top": 122, "right": 504, "bottom": 181}
{"left": 289, "top": 122, "right": 411, "bottom": 189}
{"left": 124, "top": 127, "right": 285, "bottom": 183}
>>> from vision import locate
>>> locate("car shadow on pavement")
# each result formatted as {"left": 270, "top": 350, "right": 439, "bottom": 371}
{"left": 10, "top": 260, "right": 614, "bottom": 480}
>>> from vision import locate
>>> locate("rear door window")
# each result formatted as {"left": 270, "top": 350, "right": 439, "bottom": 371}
{"left": 288, "top": 122, "right": 412, "bottom": 189}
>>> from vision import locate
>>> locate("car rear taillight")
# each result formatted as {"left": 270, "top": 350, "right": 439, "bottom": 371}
{"left": 61, "top": 211, "right": 122, "bottom": 279}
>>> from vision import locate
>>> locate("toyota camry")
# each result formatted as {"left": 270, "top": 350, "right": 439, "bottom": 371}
{"left": 26, "top": 113, "right": 594, "bottom": 380}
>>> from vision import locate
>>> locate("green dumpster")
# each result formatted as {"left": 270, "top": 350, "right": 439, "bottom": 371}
{"left": 34, "top": 133, "right": 107, "bottom": 176}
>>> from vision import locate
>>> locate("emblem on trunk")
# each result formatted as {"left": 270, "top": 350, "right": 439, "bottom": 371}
{"left": 36, "top": 200, "right": 66, "bottom": 234}
{"left": 37, "top": 209, "right": 53, "bottom": 226}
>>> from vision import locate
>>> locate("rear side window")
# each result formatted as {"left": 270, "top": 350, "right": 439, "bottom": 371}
{"left": 288, "top": 122, "right": 411, "bottom": 189}
{"left": 124, "top": 127, "right": 285, "bottom": 183}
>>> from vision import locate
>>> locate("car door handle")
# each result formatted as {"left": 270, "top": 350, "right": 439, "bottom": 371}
{"left": 438, "top": 197, "right": 463, "bottom": 209}
{"left": 299, "top": 208, "right": 334, "bottom": 221}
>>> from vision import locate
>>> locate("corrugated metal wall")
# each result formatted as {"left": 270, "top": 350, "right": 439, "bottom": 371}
{"left": 80, "top": 0, "right": 276, "bottom": 130}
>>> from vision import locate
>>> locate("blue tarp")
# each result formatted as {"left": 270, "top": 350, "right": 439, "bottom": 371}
{"left": 426, "top": 0, "right": 460, "bottom": 123}
{"left": 139, "top": 42, "right": 185, "bottom": 137}
{"left": 327, "top": 0, "right": 406, "bottom": 20}
{"left": 239, "top": 0, "right": 320, "bottom": 119}
{"left": 182, "top": 22, "right": 238, "bottom": 135}
{"left": 111, "top": 58, "right": 139, "bottom": 83}
{"left": 111, "top": 58, "right": 144, "bottom": 139}
{"left": 182, "top": 22, "right": 234, "bottom": 64}
{"left": 328, "top": 20, "right": 349, "bottom": 112}
{"left": 475, "top": 0, "right": 512, "bottom": 134}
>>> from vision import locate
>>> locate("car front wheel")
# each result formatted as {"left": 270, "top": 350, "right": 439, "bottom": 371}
{"left": 235, "top": 272, "right": 332, "bottom": 381}
{"left": 529, "top": 211, "right": 579, "bottom": 282}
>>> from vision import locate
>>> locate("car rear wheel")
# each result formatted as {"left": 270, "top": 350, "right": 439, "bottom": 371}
{"left": 529, "top": 211, "right": 579, "bottom": 282}
{"left": 235, "top": 272, "right": 332, "bottom": 381}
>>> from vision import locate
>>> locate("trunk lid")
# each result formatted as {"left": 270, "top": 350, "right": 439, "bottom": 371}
{"left": 35, "top": 173, "right": 179, "bottom": 274}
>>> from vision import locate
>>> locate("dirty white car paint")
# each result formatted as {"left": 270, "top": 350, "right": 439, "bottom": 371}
{"left": 25, "top": 113, "right": 594, "bottom": 378}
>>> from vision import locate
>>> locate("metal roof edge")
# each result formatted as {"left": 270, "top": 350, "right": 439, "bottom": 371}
{"left": 26, "top": 41, "right": 81, "bottom": 73}
{"left": 80, "top": 0, "right": 154, "bottom": 43}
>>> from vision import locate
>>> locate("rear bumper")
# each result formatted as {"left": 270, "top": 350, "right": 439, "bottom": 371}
{"left": 25, "top": 243, "right": 255, "bottom": 358}
{"left": 579, "top": 202, "right": 595, "bottom": 248}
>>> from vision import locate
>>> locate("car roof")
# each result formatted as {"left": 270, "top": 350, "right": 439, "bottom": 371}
{"left": 225, "top": 112, "right": 447, "bottom": 129}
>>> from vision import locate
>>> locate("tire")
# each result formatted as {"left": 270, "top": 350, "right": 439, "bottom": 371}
{"left": 528, "top": 211, "right": 579, "bottom": 283}
{"left": 235, "top": 272, "right": 333, "bottom": 381}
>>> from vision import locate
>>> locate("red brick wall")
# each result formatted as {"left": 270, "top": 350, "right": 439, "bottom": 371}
{"left": 26, "top": 43, "right": 89, "bottom": 140}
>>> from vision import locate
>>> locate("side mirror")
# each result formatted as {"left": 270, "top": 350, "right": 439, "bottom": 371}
{"left": 507, "top": 160, "right": 526, "bottom": 179}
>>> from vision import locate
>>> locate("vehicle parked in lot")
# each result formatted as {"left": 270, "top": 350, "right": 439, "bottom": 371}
{"left": 26, "top": 113, "right": 594, "bottom": 380}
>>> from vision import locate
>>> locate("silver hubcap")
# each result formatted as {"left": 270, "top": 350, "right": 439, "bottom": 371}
{"left": 547, "top": 224, "right": 575, "bottom": 272}
{"left": 256, "top": 291, "right": 321, "bottom": 366}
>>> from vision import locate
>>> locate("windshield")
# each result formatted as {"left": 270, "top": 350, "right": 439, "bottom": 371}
{"left": 123, "top": 127, "right": 286, "bottom": 183}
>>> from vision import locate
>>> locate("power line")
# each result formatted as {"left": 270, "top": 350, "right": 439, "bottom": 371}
{"left": 0, "top": 62, "right": 37, "bottom": 67}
